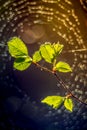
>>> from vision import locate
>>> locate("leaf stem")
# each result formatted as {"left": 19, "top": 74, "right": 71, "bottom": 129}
{"left": 33, "top": 62, "right": 87, "bottom": 105}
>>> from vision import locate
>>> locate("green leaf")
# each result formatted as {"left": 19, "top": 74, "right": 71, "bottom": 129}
{"left": 8, "top": 37, "right": 28, "bottom": 58}
{"left": 33, "top": 51, "right": 42, "bottom": 62}
{"left": 54, "top": 61, "right": 72, "bottom": 72}
{"left": 52, "top": 43, "right": 64, "bottom": 56}
{"left": 41, "top": 96, "right": 64, "bottom": 109}
{"left": 40, "top": 43, "right": 55, "bottom": 63}
{"left": 64, "top": 98, "right": 74, "bottom": 112}
{"left": 13, "top": 57, "right": 32, "bottom": 71}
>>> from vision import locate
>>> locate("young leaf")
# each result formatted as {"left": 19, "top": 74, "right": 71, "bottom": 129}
{"left": 40, "top": 43, "right": 55, "bottom": 63}
{"left": 52, "top": 43, "right": 64, "bottom": 56}
{"left": 8, "top": 37, "right": 28, "bottom": 58}
{"left": 33, "top": 51, "right": 42, "bottom": 62}
{"left": 54, "top": 61, "right": 72, "bottom": 72}
{"left": 64, "top": 98, "right": 74, "bottom": 112}
{"left": 41, "top": 96, "right": 64, "bottom": 109}
{"left": 13, "top": 57, "right": 32, "bottom": 71}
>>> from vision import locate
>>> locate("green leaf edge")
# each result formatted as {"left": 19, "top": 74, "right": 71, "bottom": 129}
{"left": 64, "top": 98, "right": 74, "bottom": 112}
{"left": 8, "top": 37, "right": 29, "bottom": 58}
{"left": 13, "top": 57, "right": 32, "bottom": 71}
{"left": 54, "top": 61, "right": 72, "bottom": 73}
{"left": 41, "top": 95, "right": 65, "bottom": 109}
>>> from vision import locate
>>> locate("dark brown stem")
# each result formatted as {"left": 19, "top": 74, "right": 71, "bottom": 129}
{"left": 33, "top": 62, "right": 87, "bottom": 105}
{"left": 54, "top": 72, "right": 87, "bottom": 105}
{"left": 33, "top": 62, "right": 53, "bottom": 74}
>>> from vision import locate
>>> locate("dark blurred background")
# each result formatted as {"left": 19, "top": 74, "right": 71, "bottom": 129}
{"left": 0, "top": 0, "right": 87, "bottom": 130}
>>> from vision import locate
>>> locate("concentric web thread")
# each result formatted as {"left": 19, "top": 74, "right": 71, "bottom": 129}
{"left": 0, "top": 0, "right": 87, "bottom": 103}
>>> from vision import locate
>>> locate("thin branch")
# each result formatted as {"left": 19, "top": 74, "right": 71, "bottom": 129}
{"left": 54, "top": 72, "right": 87, "bottom": 105}
{"left": 33, "top": 62, "right": 53, "bottom": 73}
{"left": 33, "top": 62, "right": 87, "bottom": 105}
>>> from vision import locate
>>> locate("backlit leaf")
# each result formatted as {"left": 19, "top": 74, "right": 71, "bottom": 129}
{"left": 40, "top": 43, "right": 55, "bottom": 63}
{"left": 13, "top": 57, "right": 32, "bottom": 71}
{"left": 33, "top": 51, "right": 42, "bottom": 62}
{"left": 64, "top": 98, "right": 74, "bottom": 112}
{"left": 41, "top": 96, "right": 64, "bottom": 109}
{"left": 52, "top": 43, "right": 64, "bottom": 56}
{"left": 8, "top": 37, "right": 28, "bottom": 58}
{"left": 54, "top": 61, "right": 72, "bottom": 72}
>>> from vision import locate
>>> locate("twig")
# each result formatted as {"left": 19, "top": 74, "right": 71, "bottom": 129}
{"left": 54, "top": 72, "right": 87, "bottom": 105}
{"left": 33, "top": 62, "right": 87, "bottom": 105}
{"left": 33, "top": 62, "right": 53, "bottom": 73}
